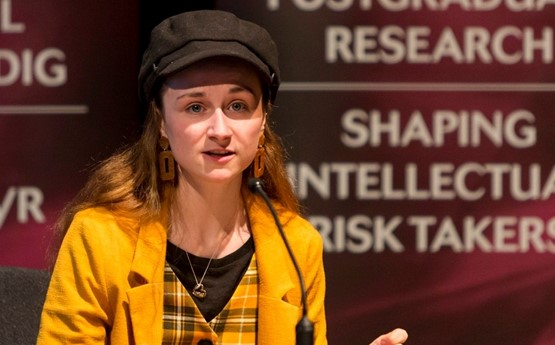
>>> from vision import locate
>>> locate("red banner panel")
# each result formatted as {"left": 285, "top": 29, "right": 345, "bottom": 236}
{"left": 0, "top": 0, "right": 139, "bottom": 268}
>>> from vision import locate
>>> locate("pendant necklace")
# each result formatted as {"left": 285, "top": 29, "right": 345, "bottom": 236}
{"left": 184, "top": 234, "right": 226, "bottom": 300}
{"left": 171, "top": 203, "right": 245, "bottom": 300}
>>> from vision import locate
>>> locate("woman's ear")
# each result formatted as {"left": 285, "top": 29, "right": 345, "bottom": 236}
{"left": 261, "top": 113, "right": 267, "bottom": 133}
{"left": 160, "top": 119, "right": 168, "bottom": 138}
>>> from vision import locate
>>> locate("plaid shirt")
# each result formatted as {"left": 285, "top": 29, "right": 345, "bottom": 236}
{"left": 162, "top": 254, "right": 259, "bottom": 345}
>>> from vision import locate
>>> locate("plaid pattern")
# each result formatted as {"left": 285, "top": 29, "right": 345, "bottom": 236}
{"left": 162, "top": 254, "right": 259, "bottom": 345}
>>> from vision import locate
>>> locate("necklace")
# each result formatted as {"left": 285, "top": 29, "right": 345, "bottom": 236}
{"left": 184, "top": 234, "right": 226, "bottom": 300}
{"left": 170, "top": 202, "right": 247, "bottom": 300}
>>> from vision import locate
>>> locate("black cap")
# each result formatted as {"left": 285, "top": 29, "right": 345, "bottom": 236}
{"left": 139, "top": 10, "right": 280, "bottom": 102}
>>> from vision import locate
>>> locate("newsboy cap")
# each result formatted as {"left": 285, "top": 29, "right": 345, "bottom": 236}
{"left": 138, "top": 10, "right": 280, "bottom": 102}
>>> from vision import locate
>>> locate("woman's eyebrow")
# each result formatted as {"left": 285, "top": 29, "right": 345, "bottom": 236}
{"left": 176, "top": 91, "right": 206, "bottom": 100}
{"left": 173, "top": 85, "right": 258, "bottom": 100}
{"left": 229, "top": 85, "right": 257, "bottom": 96}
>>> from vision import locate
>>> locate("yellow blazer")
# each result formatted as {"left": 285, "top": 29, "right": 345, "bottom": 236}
{"left": 37, "top": 195, "right": 327, "bottom": 345}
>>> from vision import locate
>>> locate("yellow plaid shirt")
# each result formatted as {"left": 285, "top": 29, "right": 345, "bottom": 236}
{"left": 162, "top": 254, "right": 259, "bottom": 345}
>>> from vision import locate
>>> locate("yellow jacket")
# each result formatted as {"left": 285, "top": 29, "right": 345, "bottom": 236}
{"left": 37, "top": 196, "right": 327, "bottom": 344}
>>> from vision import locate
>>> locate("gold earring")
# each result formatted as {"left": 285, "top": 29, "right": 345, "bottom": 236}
{"left": 253, "top": 134, "right": 265, "bottom": 178}
{"left": 159, "top": 137, "right": 175, "bottom": 181}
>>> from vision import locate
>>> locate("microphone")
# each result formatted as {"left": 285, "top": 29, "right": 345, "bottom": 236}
{"left": 248, "top": 178, "right": 314, "bottom": 345}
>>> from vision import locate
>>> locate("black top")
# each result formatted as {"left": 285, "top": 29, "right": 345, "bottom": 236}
{"left": 166, "top": 236, "right": 254, "bottom": 322}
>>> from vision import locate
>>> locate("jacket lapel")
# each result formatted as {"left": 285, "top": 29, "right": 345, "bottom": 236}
{"left": 127, "top": 219, "right": 167, "bottom": 344}
{"left": 249, "top": 196, "right": 300, "bottom": 345}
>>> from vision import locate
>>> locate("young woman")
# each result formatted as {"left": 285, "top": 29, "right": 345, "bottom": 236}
{"left": 37, "top": 10, "right": 408, "bottom": 345}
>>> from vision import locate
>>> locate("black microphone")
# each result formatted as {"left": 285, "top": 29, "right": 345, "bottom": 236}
{"left": 248, "top": 178, "right": 314, "bottom": 345}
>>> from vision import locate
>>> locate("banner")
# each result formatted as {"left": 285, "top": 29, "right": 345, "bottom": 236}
{"left": 217, "top": 1, "right": 555, "bottom": 344}
{"left": 0, "top": 0, "right": 139, "bottom": 267}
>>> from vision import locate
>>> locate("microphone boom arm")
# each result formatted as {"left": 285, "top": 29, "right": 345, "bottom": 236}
{"left": 248, "top": 178, "right": 314, "bottom": 345}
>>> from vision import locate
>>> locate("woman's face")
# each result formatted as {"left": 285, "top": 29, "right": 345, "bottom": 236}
{"left": 160, "top": 58, "right": 266, "bottom": 187}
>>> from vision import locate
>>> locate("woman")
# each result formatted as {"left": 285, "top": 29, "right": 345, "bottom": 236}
{"left": 37, "top": 10, "right": 408, "bottom": 345}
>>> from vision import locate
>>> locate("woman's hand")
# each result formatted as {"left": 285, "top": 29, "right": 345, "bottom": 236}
{"left": 369, "top": 328, "right": 408, "bottom": 345}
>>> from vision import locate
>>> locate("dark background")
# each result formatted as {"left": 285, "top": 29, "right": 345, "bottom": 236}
{"left": 139, "top": 1, "right": 215, "bottom": 51}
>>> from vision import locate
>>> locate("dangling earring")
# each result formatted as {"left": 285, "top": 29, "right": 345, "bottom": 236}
{"left": 253, "top": 133, "right": 265, "bottom": 178}
{"left": 159, "top": 136, "right": 175, "bottom": 181}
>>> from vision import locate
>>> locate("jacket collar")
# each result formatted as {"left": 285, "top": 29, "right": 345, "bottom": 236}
{"left": 247, "top": 195, "right": 296, "bottom": 298}
{"left": 126, "top": 216, "right": 168, "bottom": 344}
{"left": 130, "top": 217, "right": 167, "bottom": 283}
{"left": 247, "top": 195, "right": 301, "bottom": 344}
{"left": 126, "top": 195, "right": 296, "bottom": 287}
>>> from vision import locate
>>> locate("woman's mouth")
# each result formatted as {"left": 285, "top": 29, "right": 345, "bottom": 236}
{"left": 205, "top": 150, "right": 233, "bottom": 157}
{"left": 204, "top": 150, "right": 234, "bottom": 158}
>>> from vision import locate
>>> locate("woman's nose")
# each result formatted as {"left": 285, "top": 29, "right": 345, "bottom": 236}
{"left": 207, "top": 109, "right": 232, "bottom": 140}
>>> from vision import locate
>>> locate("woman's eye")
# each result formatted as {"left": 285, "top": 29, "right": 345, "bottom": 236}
{"left": 229, "top": 102, "right": 247, "bottom": 112}
{"left": 187, "top": 104, "right": 203, "bottom": 113}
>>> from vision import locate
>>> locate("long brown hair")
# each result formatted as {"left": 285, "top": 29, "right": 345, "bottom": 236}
{"left": 48, "top": 96, "right": 299, "bottom": 267}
